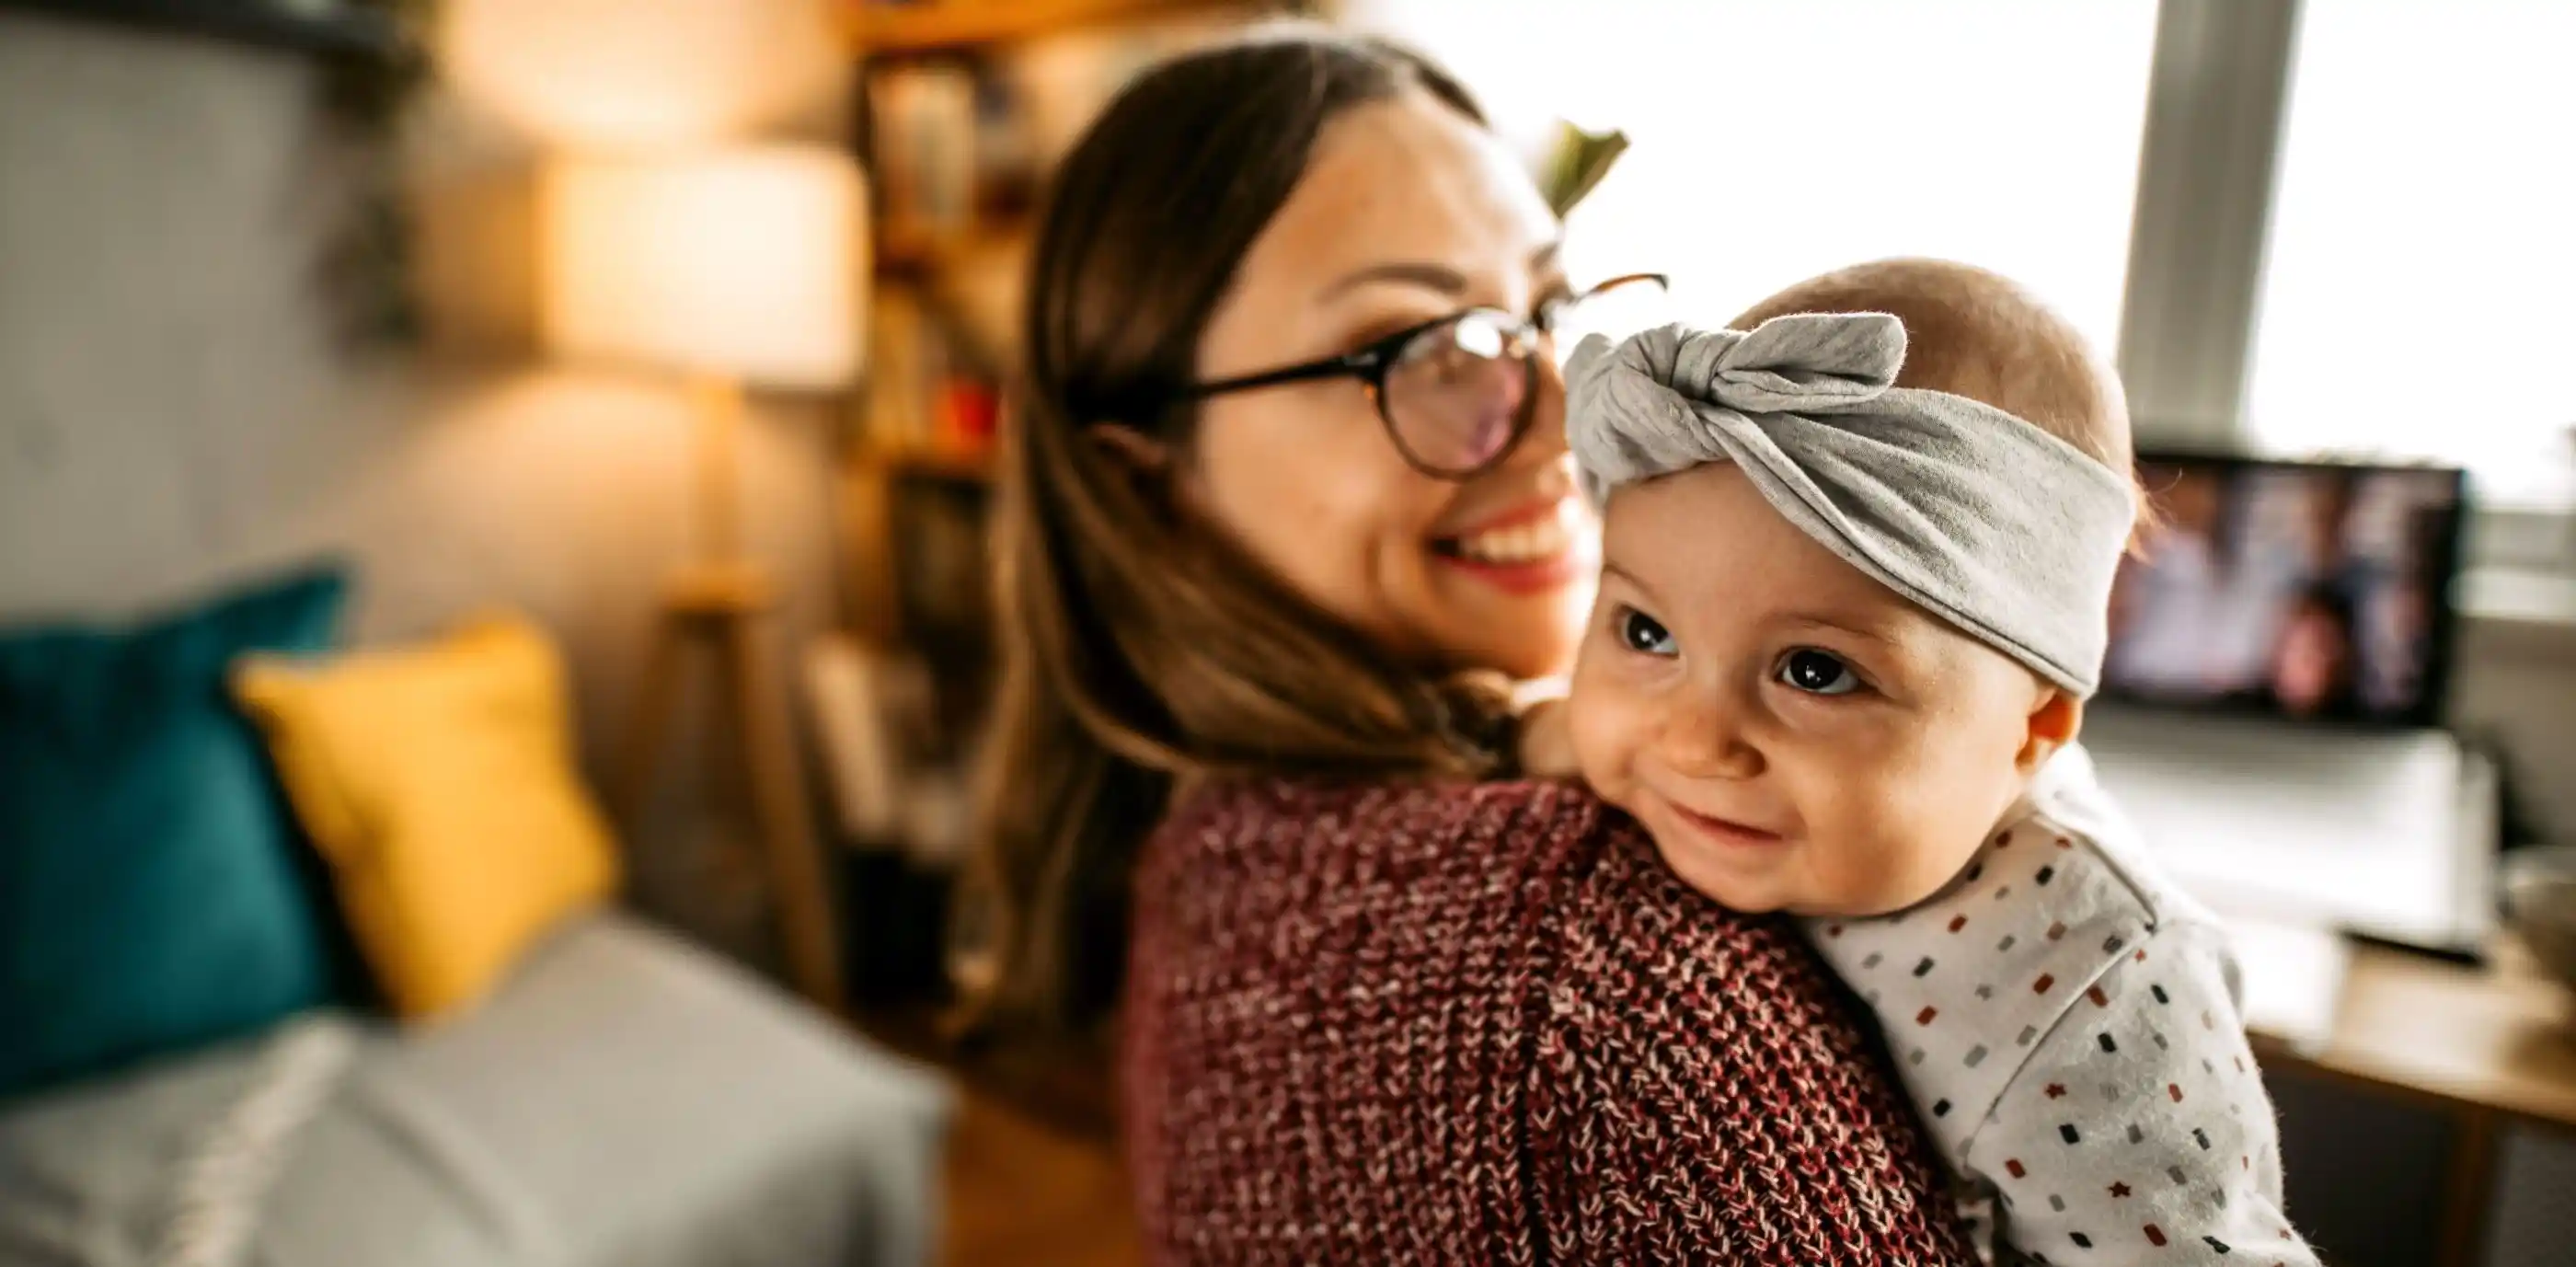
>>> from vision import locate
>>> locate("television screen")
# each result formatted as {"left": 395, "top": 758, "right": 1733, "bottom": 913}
{"left": 2103, "top": 455, "right": 2466, "bottom": 728}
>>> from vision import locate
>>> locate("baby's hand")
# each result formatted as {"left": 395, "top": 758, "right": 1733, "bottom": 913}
{"left": 1515, "top": 697, "right": 1581, "bottom": 779}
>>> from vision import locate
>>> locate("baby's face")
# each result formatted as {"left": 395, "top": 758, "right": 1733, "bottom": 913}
{"left": 1567, "top": 463, "right": 2067, "bottom": 917}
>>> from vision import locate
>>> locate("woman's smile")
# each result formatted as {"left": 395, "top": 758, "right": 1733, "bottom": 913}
{"left": 1430, "top": 495, "right": 1591, "bottom": 595}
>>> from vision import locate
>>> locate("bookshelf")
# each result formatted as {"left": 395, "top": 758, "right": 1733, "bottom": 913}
{"left": 874, "top": 227, "right": 1026, "bottom": 278}
{"left": 851, "top": 0, "right": 1259, "bottom": 54}
{"left": 833, "top": 12, "right": 1362, "bottom": 1028}
{"left": 840, "top": 2, "right": 1321, "bottom": 653}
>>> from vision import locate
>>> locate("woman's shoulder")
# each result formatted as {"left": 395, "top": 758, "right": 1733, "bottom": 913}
{"left": 1137, "top": 774, "right": 1815, "bottom": 1005}
{"left": 1125, "top": 775, "right": 1975, "bottom": 1261}
{"left": 1146, "top": 776, "right": 1643, "bottom": 929}
{"left": 1157, "top": 774, "right": 1609, "bottom": 866}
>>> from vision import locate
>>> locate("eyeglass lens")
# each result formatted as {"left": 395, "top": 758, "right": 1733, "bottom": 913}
{"left": 1382, "top": 311, "right": 1532, "bottom": 476}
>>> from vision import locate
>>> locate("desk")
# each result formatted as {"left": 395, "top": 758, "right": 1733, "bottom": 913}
{"left": 2252, "top": 939, "right": 2576, "bottom": 1262}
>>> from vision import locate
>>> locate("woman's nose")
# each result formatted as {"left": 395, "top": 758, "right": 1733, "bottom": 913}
{"left": 1505, "top": 351, "right": 1570, "bottom": 468}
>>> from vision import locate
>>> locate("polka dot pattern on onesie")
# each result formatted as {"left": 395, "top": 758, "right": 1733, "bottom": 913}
{"left": 1800, "top": 749, "right": 2319, "bottom": 1264}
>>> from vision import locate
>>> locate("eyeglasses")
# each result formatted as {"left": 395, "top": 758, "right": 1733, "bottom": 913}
{"left": 1178, "top": 272, "right": 1670, "bottom": 480}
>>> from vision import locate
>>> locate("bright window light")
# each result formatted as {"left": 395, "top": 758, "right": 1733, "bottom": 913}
{"left": 2247, "top": 0, "right": 2576, "bottom": 503}
{"left": 1348, "top": 0, "right": 2158, "bottom": 361}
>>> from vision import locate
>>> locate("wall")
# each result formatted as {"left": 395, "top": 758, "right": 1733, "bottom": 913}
{"left": 2452, "top": 616, "right": 2576, "bottom": 848}
{"left": 0, "top": 11, "right": 845, "bottom": 967}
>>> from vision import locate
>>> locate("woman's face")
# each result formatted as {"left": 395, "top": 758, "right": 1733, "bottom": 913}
{"left": 1181, "top": 88, "right": 1594, "bottom": 681}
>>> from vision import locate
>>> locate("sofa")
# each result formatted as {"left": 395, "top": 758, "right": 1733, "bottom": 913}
{"left": 1, "top": 11, "right": 954, "bottom": 1252}
{"left": 0, "top": 572, "right": 951, "bottom": 1267}
{"left": 0, "top": 912, "right": 952, "bottom": 1267}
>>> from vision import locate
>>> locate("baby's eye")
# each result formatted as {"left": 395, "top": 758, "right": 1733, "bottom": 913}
{"left": 1616, "top": 607, "right": 1678, "bottom": 657}
{"left": 1776, "top": 649, "right": 1861, "bottom": 696}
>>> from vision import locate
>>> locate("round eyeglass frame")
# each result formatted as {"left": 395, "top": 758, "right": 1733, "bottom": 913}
{"left": 1175, "top": 271, "right": 1670, "bottom": 479}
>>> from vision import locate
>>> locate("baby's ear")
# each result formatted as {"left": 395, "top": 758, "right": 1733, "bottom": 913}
{"left": 2018, "top": 688, "right": 2083, "bottom": 776}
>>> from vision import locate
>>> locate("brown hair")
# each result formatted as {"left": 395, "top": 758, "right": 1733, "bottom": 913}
{"left": 964, "top": 29, "right": 1513, "bottom": 1035}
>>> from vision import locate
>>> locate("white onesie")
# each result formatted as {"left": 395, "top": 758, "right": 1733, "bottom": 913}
{"left": 1801, "top": 747, "right": 2320, "bottom": 1266}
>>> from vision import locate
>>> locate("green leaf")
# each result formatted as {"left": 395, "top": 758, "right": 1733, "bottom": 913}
{"left": 1538, "top": 121, "right": 1629, "bottom": 218}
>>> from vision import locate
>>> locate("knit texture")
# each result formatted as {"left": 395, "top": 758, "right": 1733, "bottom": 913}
{"left": 1121, "top": 777, "right": 1980, "bottom": 1265}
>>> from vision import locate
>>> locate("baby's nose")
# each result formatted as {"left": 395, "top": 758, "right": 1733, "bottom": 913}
{"left": 1655, "top": 699, "right": 1765, "bottom": 780}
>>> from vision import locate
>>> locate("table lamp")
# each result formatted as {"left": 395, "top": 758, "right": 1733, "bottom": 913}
{"left": 542, "top": 143, "right": 864, "bottom": 1009}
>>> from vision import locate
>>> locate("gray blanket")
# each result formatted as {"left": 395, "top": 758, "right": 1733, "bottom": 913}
{"left": 0, "top": 915, "right": 951, "bottom": 1267}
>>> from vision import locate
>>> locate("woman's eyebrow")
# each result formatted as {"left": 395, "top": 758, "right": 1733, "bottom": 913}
{"left": 1323, "top": 260, "right": 1468, "bottom": 299}
{"left": 1322, "top": 243, "right": 1565, "bottom": 301}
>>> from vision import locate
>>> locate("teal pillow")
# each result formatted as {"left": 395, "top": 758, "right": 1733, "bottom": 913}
{"left": 0, "top": 565, "right": 350, "bottom": 1101}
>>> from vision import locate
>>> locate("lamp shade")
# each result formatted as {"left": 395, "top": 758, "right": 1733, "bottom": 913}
{"left": 441, "top": 0, "right": 846, "bottom": 150}
{"left": 542, "top": 145, "right": 865, "bottom": 390}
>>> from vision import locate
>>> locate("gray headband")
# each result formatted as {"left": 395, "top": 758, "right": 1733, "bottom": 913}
{"left": 1565, "top": 313, "right": 2133, "bottom": 697}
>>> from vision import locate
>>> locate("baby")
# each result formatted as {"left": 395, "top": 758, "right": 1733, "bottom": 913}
{"left": 1538, "top": 259, "right": 2317, "bottom": 1265}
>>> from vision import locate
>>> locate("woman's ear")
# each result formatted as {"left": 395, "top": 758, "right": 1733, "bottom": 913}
{"left": 1087, "top": 422, "right": 1199, "bottom": 524}
{"left": 1088, "top": 423, "right": 1174, "bottom": 479}
{"left": 2017, "top": 688, "right": 2083, "bottom": 776}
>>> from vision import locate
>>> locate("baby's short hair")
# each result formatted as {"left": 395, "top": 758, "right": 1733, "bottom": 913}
{"left": 1731, "top": 259, "right": 2140, "bottom": 513}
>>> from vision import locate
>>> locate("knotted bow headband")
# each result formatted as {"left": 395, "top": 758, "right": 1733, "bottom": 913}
{"left": 1564, "top": 313, "right": 2134, "bottom": 697}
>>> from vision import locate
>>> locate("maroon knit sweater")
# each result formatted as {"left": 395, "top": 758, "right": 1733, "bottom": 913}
{"left": 1121, "top": 777, "right": 1979, "bottom": 1265}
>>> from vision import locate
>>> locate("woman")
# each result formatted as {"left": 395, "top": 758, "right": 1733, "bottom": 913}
{"left": 967, "top": 28, "right": 1976, "bottom": 1264}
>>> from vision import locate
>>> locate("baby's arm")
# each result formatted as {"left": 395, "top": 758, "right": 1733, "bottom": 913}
{"left": 1961, "top": 923, "right": 2317, "bottom": 1265}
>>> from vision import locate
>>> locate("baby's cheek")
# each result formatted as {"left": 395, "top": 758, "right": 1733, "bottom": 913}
{"left": 1907, "top": 823, "right": 1992, "bottom": 901}
{"left": 1820, "top": 820, "right": 1926, "bottom": 916}
{"left": 1872, "top": 810, "right": 1993, "bottom": 913}
{"left": 1562, "top": 684, "right": 1639, "bottom": 810}
{"left": 1817, "top": 794, "right": 1964, "bottom": 916}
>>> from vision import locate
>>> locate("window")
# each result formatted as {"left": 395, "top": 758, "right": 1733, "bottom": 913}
{"left": 1349, "top": 0, "right": 2159, "bottom": 360}
{"left": 2247, "top": 0, "right": 2576, "bottom": 505}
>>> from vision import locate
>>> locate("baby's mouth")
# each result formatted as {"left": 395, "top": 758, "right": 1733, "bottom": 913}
{"left": 1665, "top": 799, "right": 1790, "bottom": 849}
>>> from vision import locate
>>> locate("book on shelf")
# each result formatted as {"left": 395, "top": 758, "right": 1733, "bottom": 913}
{"left": 891, "top": 474, "right": 995, "bottom": 658}
{"left": 806, "top": 634, "right": 973, "bottom": 872}
{"left": 868, "top": 61, "right": 980, "bottom": 255}
{"left": 863, "top": 281, "right": 1002, "bottom": 462}
{"left": 863, "top": 283, "right": 937, "bottom": 454}
{"left": 807, "top": 635, "right": 931, "bottom": 846}
{"left": 859, "top": 11, "right": 1278, "bottom": 468}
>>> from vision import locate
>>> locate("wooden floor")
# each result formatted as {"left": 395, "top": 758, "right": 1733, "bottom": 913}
{"left": 939, "top": 1088, "right": 1140, "bottom": 1267}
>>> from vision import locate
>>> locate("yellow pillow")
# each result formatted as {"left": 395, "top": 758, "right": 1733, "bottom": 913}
{"left": 234, "top": 615, "right": 620, "bottom": 1019}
